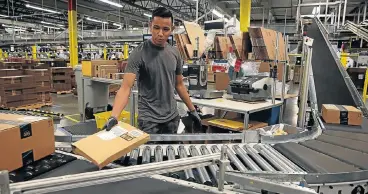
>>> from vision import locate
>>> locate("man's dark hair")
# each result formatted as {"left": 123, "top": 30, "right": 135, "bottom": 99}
{"left": 152, "top": 7, "right": 173, "bottom": 23}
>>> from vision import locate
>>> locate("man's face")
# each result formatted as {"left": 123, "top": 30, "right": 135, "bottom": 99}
{"left": 150, "top": 16, "right": 172, "bottom": 47}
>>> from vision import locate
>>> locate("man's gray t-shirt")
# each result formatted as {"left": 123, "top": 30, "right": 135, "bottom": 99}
{"left": 125, "top": 40, "right": 183, "bottom": 123}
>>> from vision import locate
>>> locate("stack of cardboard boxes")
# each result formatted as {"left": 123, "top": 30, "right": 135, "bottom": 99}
{"left": 51, "top": 67, "right": 73, "bottom": 92}
{"left": 0, "top": 69, "right": 37, "bottom": 107}
{"left": 81, "top": 60, "right": 121, "bottom": 78}
{"left": 24, "top": 69, "right": 52, "bottom": 104}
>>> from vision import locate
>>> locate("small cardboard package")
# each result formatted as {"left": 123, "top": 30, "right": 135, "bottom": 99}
{"left": 73, "top": 122, "right": 150, "bottom": 169}
{"left": 0, "top": 113, "right": 55, "bottom": 171}
{"left": 322, "top": 104, "right": 362, "bottom": 126}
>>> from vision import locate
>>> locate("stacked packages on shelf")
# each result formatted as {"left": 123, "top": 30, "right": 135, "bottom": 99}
{"left": 50, "top": 67, "right": 73, "bottom": 92}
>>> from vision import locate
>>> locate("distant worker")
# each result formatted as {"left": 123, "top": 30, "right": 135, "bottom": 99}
{"left": 103, "top": 7, "right": 201, "bottom": 134}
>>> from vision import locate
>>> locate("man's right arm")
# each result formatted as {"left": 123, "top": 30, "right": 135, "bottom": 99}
{"left": 111, "top": 73, "right": 136, "bottom": 118}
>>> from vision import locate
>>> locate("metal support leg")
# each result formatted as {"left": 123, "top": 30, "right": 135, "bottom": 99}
{"left": 243, "top": 112, "right": 249, "bottom": 143}
{"left": 81, "top": 77, "right": 86, "bottom": 122}
{"left": 217, "top": 146, "right": 228, "bottom": 192}
{"left": 130, "top": 91, "right": 137, "bottom": 126}
{"left": 0, "top": 171, "right": 10, "bottom": 194}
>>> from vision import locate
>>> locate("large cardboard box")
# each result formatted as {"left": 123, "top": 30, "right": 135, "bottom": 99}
{"left": 73, "top": 122, "right": 150, "bottom": 169}
{"left": 98, "top": 65, "right": 118, "bottom": 79}
{"left": 322, "top": 104, "right": 362, "bottom": 126}
{"left": 215, "top": 72, "right": 230, "bottom": 90}
{"left": 0, "top": 113, "right": 55, "bottom": 171}
{"left": 82, "top": 60, "right": 119, "bottom": 77}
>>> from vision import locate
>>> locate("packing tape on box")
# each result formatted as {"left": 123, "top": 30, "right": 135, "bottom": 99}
{"left": 335, "top": 105, "right": 349, "bottom": 125}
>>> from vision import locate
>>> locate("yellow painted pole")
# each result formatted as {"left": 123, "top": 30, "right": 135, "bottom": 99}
{"left": 32, "top": 45, "right": 37, "bottom": 60}
{"left": 240, "top": 0, "right": 251, "bottom": 32}
{"left": 4, "top": 52, "right": 8, "bottom": 59}
{"left": 0, "top": 49, "right": 3, "bottom": 60}
{"left": 124, "top": 43, "right": 129, "bottom": 59}
{"left": 68, "top": 0, "right": 78, "bottom": 68}
{"left": 363, "top": 69, "right": 368, "bottom": 103}
{"left": 103, "top": 47, "right": 107, "bottom": 60}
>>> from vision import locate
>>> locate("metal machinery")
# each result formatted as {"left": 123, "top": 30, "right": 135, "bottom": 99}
{"left": 229, "top": 75, "right": 272, "bottom": 102}
{"left": 2, "top": 17, "right": 368, "bottom": 194}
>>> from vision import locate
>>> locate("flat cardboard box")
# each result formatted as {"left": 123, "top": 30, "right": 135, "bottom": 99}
{"left": 0, "top": 113, "right": 55, "bottom": 171}
{"left": 73, "top": 122, "right": 150, "bottom": 169}
{"left": 215, "top": 72, "right": 230, "bottom": 90}
{"left": 322, "top": 104, "right": 362, "bottom": 126}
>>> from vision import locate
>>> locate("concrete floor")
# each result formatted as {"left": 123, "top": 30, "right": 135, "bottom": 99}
{"left": 49, "top": 83, "right": 301, "bottom": 128}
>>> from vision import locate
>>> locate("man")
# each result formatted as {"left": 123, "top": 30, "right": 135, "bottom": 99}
{"left": 104, "top": 7, "right": 201, "bottom": 133}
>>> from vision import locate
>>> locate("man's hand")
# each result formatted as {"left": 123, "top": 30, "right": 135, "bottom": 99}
{"left": 103, "top": 117, "right": 118, "bottom": 131}
{"left": 188, "top": 110, "right": 202, "bottom": 130}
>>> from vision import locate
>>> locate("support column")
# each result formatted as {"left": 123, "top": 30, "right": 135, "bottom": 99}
{"left": 68, "top": 0, "right": 78, "bottom": 68}
{"left": 324, "top": 0, "right": 329, "bottom": 25}
{"left": 124, "top": 43, "right": 129, "bottom": 59}
{"left": 342, "top": 0, "right": 347, "bottom": 26}
{"left": 337, "top": 2, "right": 341, "bottom": 28}
{"left": 0, "top": 49, "right": 3, "bottom": 60}
{"left": 32, "top": 45, "right": 37, "bottom": 60}
{"left": 240, "top": 0, "right": 251, "bottom": 32}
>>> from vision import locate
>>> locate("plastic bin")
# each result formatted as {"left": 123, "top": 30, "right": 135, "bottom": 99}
{"left": 94, "top": 110, "right": 138, "bottom": 130}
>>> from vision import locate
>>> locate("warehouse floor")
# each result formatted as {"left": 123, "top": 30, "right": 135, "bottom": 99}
{"left": 46, "top": 82, "right": 300, "bottom": 129}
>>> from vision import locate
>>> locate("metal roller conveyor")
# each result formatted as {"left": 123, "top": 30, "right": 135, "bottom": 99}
{"left": 256, "top": 144, "right": 296, "bottom": 173}
{"left": 253, "top": 144, "right": 289, "bottom": 172}
{"left": 166, "top": 146, "right": 181, "bottom": 179}
{"left": 223, "top": 145, "right": 248, "bottom": 172}
{"left": 142, "top": 146, "right": 151, "bottom": 164}
{"left": 200, "top": 145, "right": 220, "bottom": 184}
{"left": 232, "top": 145, "right": 262, "bottom": 171}
{"left": 262, "top": 144, "right": 305, "bottom": 173}
{"left": 128, "top": 148, "right": 140, "bottom": 166}
{"left": 154, "top": 146, "right": 163, "bottom": 162}
{"left": 189, "top": 146, "right": 213, "bottom": 186}
{"left": 210, "top": 145, "right": 234, "bottom": 171}
{"left": 178, "top": 146, "right": 196, "bottom": 182}
{"left": 243, "top": 145, "right": 276, "bottom": 172}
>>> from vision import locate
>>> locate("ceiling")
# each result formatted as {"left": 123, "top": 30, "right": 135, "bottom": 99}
{"left": 0, "top": 0, "right": 366, "bottom": 31}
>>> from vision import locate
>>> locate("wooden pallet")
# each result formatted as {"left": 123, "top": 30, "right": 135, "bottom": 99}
{"left": 51, "top": 90, "right": 72, "bottom": 95}
{"left": 11, "top": 102, "right": 53, "bottom": 110}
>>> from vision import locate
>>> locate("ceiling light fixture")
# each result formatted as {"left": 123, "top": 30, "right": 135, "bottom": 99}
{"left": 98, "top": 0, "right": 123, "bottom": 8}
{"left": 25, "top": 4, "right": 60, "bottom": 14}
{"left": 2, "top": 24, "right": 26, "bottom": 29}
{"left": 0, "top": 14, "right": 9, "bottom": 17}
{"left": 86, "top": 17, "right": 108, "bottom": 24}
{"left": 212, "top": 9, "right": 224, "bottom": 18}
{"left": 143, "top": 13, "right": 152, "bottom": 18}
{"left": 41, "top": 21, "right": 64, "bottom": 27}
{"left": 43, "top": 25, "right": 61, "bottom": 30}
{"left": 113, "top": 23, "right": 122, "bottom": 27}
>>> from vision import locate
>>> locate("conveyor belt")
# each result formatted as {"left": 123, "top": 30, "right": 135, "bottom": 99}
{"left": 30, "top": 159, "right": 214, "bottom": 194}
{"left": 317, "top": 134, "right": 368, "bottom": 154}
{"left": 63, "top": 120, "right": 98, "bottom": 135}
{"left": 300, "top": 140, "right": 368, "bottom": 169}
{"left": 308, "top": 21, "right": 356, "bottom": 110}
{"left": 324, "top": 123, "right": 368, "bottom": 134}
{"left": 273, "top": 142, "right": 359, "bottom": 173}
{"left": 324, "top": 130, "right": 368, "bottom": 142}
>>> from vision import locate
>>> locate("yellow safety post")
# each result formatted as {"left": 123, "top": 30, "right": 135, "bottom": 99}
{"left": 32, "top": 45, "right": 37, "bottom": 60}
{"left": 363, "top": 69, "right": 368, "bottom": 103}
{"left": 25, "top": 51, "right": 28, "bottom": 59}
{"left": 240, "top": 0, "right": 251, "bottom": 32}
{"left": 103, "top": 47, "right": 107, "bottom": 60}
{"left": 124, "top": 43, "right": 129, "bottom": 59}
{"left": 4, "top": 52, "right": 8, "bottom": 59}
{"left": 68, "top": 0, "right": 78, "bottom": 68}
{"left": 0, "top": 49, "right": 3, "bottom": 60}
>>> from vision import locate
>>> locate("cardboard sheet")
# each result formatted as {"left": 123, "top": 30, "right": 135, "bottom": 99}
{"left": 216, "top": 37, "right": 231, "bottom": 58}
{"left": 184, "top": 21, "right": 206, "bottom": 57}
{"left": 185, "top": 44, "right": 194, "bottom": 59}
{"left": 230, "top": 35, "right": 243, "bottom": 59}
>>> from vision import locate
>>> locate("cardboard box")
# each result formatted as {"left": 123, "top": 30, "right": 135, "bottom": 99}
{"left": 215, "top": 72, "right": 230, "bottom": 90}
{"left": 98, "top": 65, "right": 117, "bottom": 78}
{"left": 0, "top": 69, "right": 23, "bottom": 76}
{"left": 73, "top": 122, "right": 150, "bottom": 169}
{"left": 114, "top": 73, "right": 125, "bottom": 80}
{"left": 0, "top": 113, "right": 55, "bottom": 171}
{"left": 82, "top": 60, "right": 119, "bottom": 77}
{"left": 258, "top": 62, "right": 284, "bottom": 81}
{"left": 322, "top": 104, "right": 363, "bottom": 126}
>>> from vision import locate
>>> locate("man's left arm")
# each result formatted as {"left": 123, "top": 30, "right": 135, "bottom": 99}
{"left": 175, "top": 75, "right": 195, "bottom": 111}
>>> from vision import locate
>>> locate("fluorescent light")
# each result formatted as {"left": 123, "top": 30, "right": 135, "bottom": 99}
{"left": 143, "top": 13, "right": 152, "bottom": 18}
{"left": 132, "top": 27, "right": 138, "bottom": 30}
{"left": 212, "top": 9, "right": 223, "bottom": 18}
{"left": 41, "top": 21, "right": 53, "bottom": 25}
{"left": 312, "top": 6, "right": 320, "bottom": 14}
{"left": 86, "top": 17, "right": 108, "bottom": 24}
{"left": 43, "top": 25, "right": 61, "bottom": 30}
{"left": 0, "top": 14, "right": 9, "bottom": 17}
{"left": 2, "top": 24, "right": 26, "bottom": 29}
{"left": 26, "top": 4, "right": 60, "bottom": 14}
{"left": 98, "top": 0, "right": 123, "bottom": 7}
{"left": 113, "top": 23, "right": 122, "bottom": 27}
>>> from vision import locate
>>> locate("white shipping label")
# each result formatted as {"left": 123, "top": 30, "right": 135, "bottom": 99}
{"left": 128, "top": 130, "right": 143, "bottom": 138}
{"left": 97, "top": 131, "right": 118, "bottom": 141}
{"left": 110, "top": 125, "right": 128, "bottom": 137}
{"left": 358, "top": 74, "right": 364, "bottom": 80}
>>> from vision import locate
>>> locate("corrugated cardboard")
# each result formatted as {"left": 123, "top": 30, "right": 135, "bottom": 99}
{"left": 73, "top": 122, "right": 150, "bottom": 169}
{"left": 0, "top": 113, "right": 55, "bottom": 171}
{"left": 322, "top": 104, "right": 362, "bottom": 126}
{"left": 215, "top": 72, "right": 230, "bottom": 90}
{"left": 258, "top": 62, "right": 284, "bottom": 81}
